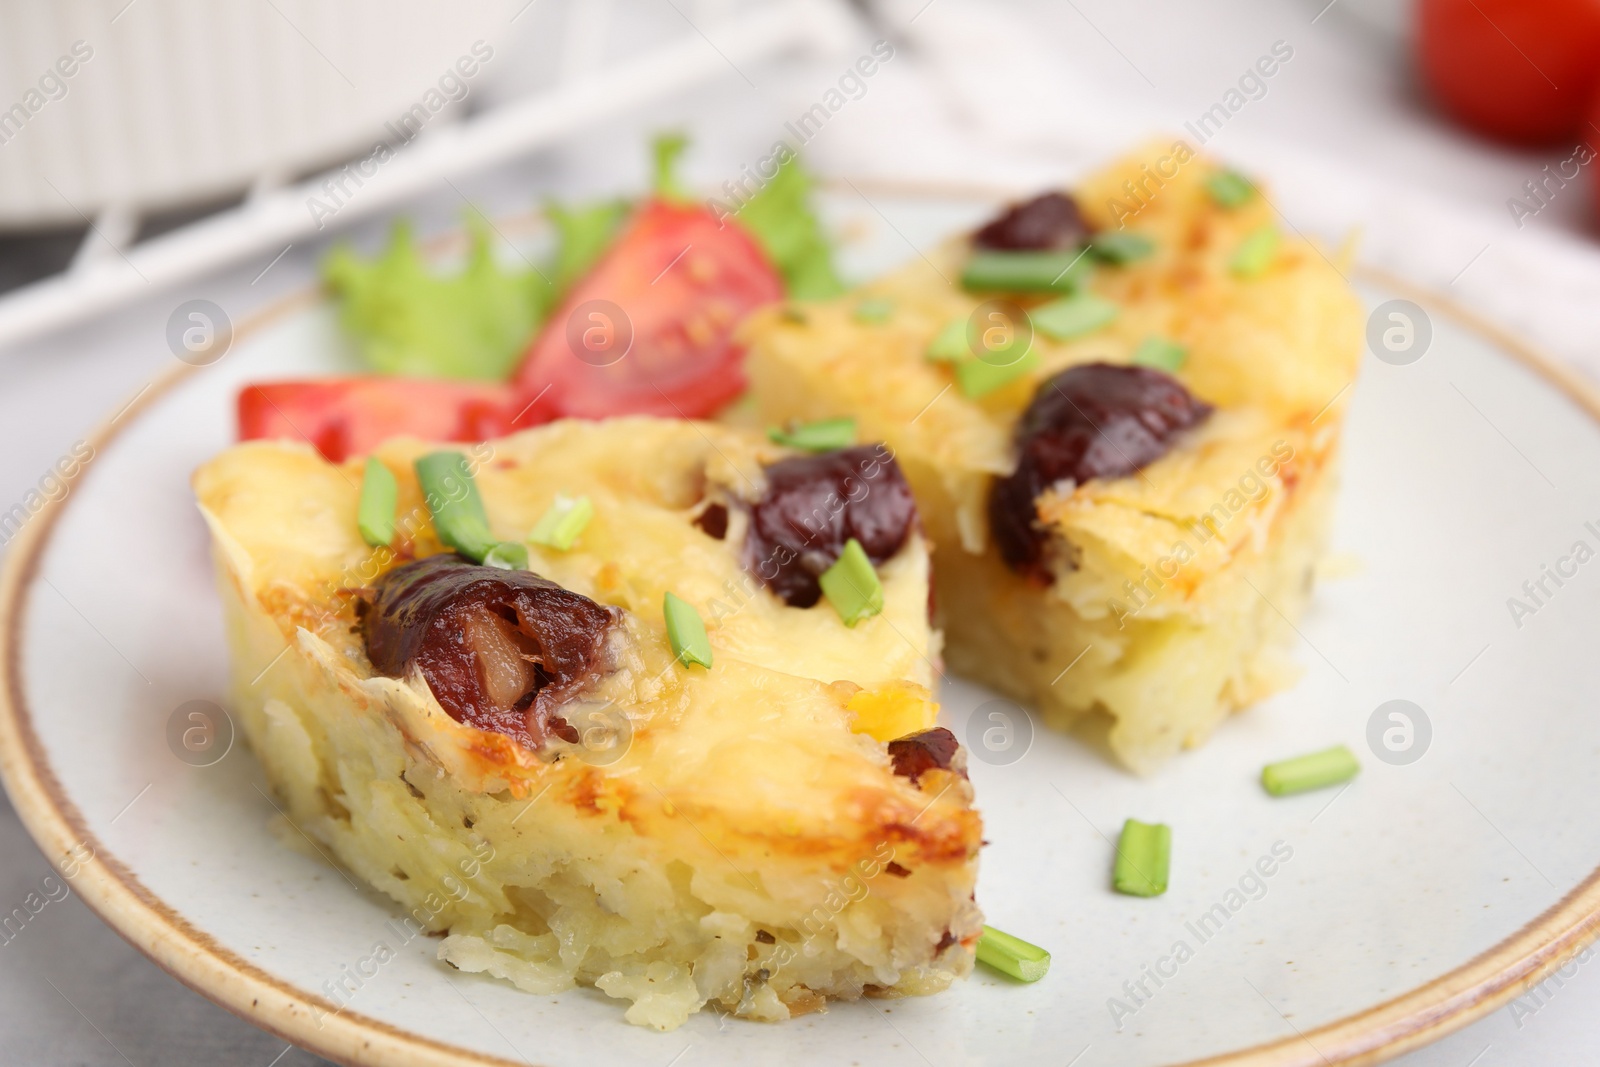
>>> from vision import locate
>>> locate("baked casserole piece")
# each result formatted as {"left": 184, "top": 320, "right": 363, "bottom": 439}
{"left": 742, "top": 145, "right": 1362, "bottom": 772}
{"left": 195, "top": 417, "right": 980, "bottom": 1030}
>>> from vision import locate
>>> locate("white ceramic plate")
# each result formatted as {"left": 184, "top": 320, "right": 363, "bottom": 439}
{"left": 5, "top": 190, "right": 1600, "bottom": 1067}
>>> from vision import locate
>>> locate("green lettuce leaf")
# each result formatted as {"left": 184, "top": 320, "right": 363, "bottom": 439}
{"left": 735, "top": 155, "right": 845, "bottom": 300}
{"left": 545, "top": 197, "right": 629, "bottom": 293}
{"left": 324, "top": 135, "right": 844, "bottom": 382}
{"left": 652, "top": 131, "right": 692, "bottom": 203}
{"left": 323, "top": 216, "right": 554, "bottom": 381}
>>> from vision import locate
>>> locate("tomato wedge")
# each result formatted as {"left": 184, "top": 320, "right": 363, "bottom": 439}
{"left": 512, "top": 198, "right": 784, "bottom": 419}
{"left": 238, "top": 378, "right": 549, "bottom": 463}
{"left": 239, "top": 199, "right": 783, "bottom": 461}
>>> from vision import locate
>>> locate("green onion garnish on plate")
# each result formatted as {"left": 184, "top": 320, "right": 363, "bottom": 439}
{"left": 663, "top": 592, "right": 712, "bottom": 669}
{"left": 853, "top": 297, "right": 895, "bottom": 324}
{"left": 357, "top": 457, "right": 397, "bottom": 547}
{"left": 1113, "top": 818, "right": 1171, "bottom": 897}
{"left": 1132, "top": 336, "right": 1188, "bottom": 373}
{"left": 529, "top": 494, "right": 594, "bottom": 551}
{"left": 415, "top": 451, "right": 497, "bottom": 562}
{"left": 1205, "top": 171, "right": 1256, "bottom": 208}
{"left": 962, "top": 249, "right": 1092, "bottom": 293}
{"left": 1229, "top": 225, "right": 1280, "bottom": 278}
{"left": 926, "top": 318, "right": 970, "bottom": 363}
{"left": 1089, "top": 232, "right": 1155, "bottom": 265}
{"left": 767, "top": 417, "right": 857, "bottom": 453}
{"left": 482, "top": 542, "right": 528, "bottom": 570}
{"left": 1031, "top": 293, "right": 1119, "bottom": 341}
{"left": 975, "top": 925, "right": 1051, "bottom": 982}
{"left": 1261, "top": 744, "right": 1360, "bottom": 796}
{"left": 818, "top": 538, "right": 884, "bottom": 626}
{"left": 955, "top": 351, "right": 1041, "bottom": 399}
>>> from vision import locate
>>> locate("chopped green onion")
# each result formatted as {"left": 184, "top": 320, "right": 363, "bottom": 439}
{"left": 962, "top": 249, "right": 1092, "bottom": 293}
{"left": 482, "top": 542, "right": 528, "bottom": 570}
{"left": 768, "top": 417, "right": 857, "bottom": 453}
{"left": 975, "top": 925, "right": 1051, "bottom": 983}
{"left": 818, "top": 538, "right": 885, "bottom": 626}
{"left": 1089, "top": 232, "right": 1155, "bottom": 265}
{"left": 663, "top": 591, "right": 712, "bottom": 669}
{"left": 1113, "top": 818, "right": 1171, "bottom": 897}
{"left": 415, "top": 451, "right": 496, "bottom": 562}
{"left": 1132, "top": 336, "right": 1188, "bottom": 373}
{"left": 926, "top": 318, "right": 971, "bottom": 363}
{"left": 955, "top": 351, "right": 1041, "bottom": 399}
{"left": 1261, "top": 745, "right": 1360, "bottom": 796}
{"left": 357, "top": 457, "right": 397, "bottom": 547}
{"left": 1229, "top": 225, "right": 1280, "bottom": 279}
{"left": 853, "top": 297, "right": 895, "bottom": 323}
{"left": 1030, "top": 293, "right": 1119, "bottom": 341}
{"left": 1205, "top": 170, "right": 1256, "bottom": 209}
{"left": 529, "top": 494, "right": 594, "bottom": 551}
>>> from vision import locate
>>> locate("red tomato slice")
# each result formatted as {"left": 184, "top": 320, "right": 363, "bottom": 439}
{"left": 512, "top": 198, "right": 784, "bottom": 419}
{"left": 1419, "top": 0, "right": 1600, "bottom": 144}
{"left": 238, "top": 378, "right": 549, "bottom": 463}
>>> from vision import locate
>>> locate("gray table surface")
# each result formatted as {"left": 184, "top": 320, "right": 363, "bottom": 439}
{"left": 3, "top": 1, "right": 1598, "bottom": 1064}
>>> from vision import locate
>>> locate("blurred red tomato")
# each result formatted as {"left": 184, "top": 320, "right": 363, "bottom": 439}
{"left": 513, "top": 199, "right": 782, "bottom": 420}
{"left": 238, "top": 378, "right": 533, "bottom": 463}
{"left": 1419, "top": 0, "right": 1600, "bottom": 144}
{"left": 1589, "top": 82, "right": 1600, "bottom": 218}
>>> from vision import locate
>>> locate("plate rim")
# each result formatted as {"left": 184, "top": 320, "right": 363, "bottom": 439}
{"left": 0, "top": 207, "right": 1595, "bottom": 1067}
